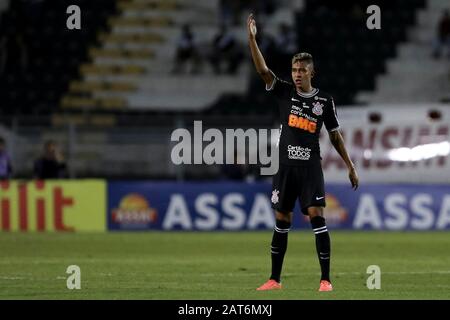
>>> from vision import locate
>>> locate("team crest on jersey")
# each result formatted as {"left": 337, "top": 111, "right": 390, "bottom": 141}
{"left": 271, "top": 190, "right": 279, "bottom": 204}
{"left": 312, "top": 101, "right": 324, "bottom": 116}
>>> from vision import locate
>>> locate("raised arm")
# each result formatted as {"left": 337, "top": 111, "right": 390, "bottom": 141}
{"left": 328, "top": 130, "right": 359, "bottom": 190}
{"left": 247, "top": 14, "right": 274, "bottom": 86}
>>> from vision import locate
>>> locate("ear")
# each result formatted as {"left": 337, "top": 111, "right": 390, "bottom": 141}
{"left": 311, "top": 69, "right": 315, "bottom": 78}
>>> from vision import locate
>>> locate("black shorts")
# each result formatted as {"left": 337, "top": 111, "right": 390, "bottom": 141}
{"left": 271, "top": 163, "right": 326, "bottom": 215}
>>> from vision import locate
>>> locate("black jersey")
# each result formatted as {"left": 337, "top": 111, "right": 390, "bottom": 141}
{"left": 266, "top": 71, "right": 340, "bottom": 166}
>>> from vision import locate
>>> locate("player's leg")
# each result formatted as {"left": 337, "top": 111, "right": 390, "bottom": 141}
{"left": 257, "top": 166, "right": 296, "bottom": 291}
{"left": 270, "top": 210, "right": 292, "bottom": 283}
{"left": 300, "top": 163, "right": 332, "bottom": 291}
{"left": 256, "top": 209, "right": 293, "bottom": 291}
{"left": 306, "top": 207, "right": 332, "bottom": 291}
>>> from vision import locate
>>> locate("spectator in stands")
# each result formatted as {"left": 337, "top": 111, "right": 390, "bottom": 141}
{"left": 209, "top": 24, "right": 244, "bottom": 75}
{"left": 172, "top": 24, "right": 202, "bottom": 74}
{"left": 432, "top": 9, "right": 450, "bottom": 59}
{"left": 0, "top": 136, "right": 13, "bottom": 179}
{"left": 33, "top": 140, "right": 68, "bottom": 179}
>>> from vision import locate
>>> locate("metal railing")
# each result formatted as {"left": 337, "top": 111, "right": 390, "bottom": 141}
{"left": 0, "top": 114, "right": 277, "bottom": 180}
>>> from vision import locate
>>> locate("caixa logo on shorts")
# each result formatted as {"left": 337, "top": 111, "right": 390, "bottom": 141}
{"left": 287, "top": 145, "right": 311, "bottom": 160}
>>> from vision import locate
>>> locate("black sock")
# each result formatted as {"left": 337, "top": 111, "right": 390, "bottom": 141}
{"left": 310, "top": 216, "right": 331, "bottom": 282}
{"left": 270, "top": 219, "right": 291, "bottom": 283}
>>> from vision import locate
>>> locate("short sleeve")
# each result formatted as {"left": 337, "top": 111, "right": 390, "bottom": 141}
{"left": 323, "top": 97, "right": 340, "bottom": 132}
{"left": 265, "top": 70, "right": 292, "bottom": 99}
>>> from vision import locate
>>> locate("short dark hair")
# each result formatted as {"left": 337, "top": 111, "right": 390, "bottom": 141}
{"left": 292, "top": 52, "right": 314, "bottom": 67}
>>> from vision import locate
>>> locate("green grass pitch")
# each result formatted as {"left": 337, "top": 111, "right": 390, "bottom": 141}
{"left": 0, "top": 231, "right": 449, "bottom": 299}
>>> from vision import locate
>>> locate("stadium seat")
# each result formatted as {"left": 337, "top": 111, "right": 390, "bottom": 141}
{"left": 289, "top": 0, "right": 425, "bottom": 104}
{"left": 0, "top": 0, "right": 119, "bottom": 113}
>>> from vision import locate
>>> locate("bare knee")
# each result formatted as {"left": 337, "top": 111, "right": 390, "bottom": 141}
{"left": 307, "top": 207, "right": 323, "bottom": 219}
{"left": 275, "top": 211, "right": 292, "bottom": 223}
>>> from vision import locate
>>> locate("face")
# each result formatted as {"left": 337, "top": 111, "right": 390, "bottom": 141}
{"left": 291, "top": 61, "right": 314, "bottom": 90}
{"left": 45, "top": 143, "right": 57, "bottom": 157}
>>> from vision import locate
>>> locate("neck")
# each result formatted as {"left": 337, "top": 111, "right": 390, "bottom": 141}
{"left": 297, "top": 83, "right": 313, "bottom": 93}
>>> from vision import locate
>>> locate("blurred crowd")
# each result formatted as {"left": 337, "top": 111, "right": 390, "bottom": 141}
{"left": 0, "top": 136, "right": 68, "bottom": 180}
{"left": 171, "top": 21, "right": 298, "bottom": 76}
{"left": 170, "top": 0, "right": 285, "bottom": 76}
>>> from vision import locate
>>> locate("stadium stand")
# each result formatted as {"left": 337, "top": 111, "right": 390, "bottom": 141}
{"left": 62, "top": 0, "right": 251, "bottom": 112}
{"left": 356, "top": 0, "right": 450, "bottom": 104}
{"left": 0, "top": 0, "right": 118, "bottom": 115}
{"left": 293, "top": 0, "right": 427, "bottom": 106}
{"left": 0, "top": 0, "right": 435, "bottom": 117}
{"left": 61, "top": 0, "right": 298, "bottom": 113}
{"left": 0, "top": 0, "right": 447, "bottom": 180}
{"left": 209, "top": 0, "right": 430, "bottom": 114}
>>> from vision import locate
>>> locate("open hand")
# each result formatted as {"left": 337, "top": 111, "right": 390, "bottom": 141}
{"left": 349, "top": 166, "right": 359, "bottom": 190}
{"left": 247, "top": 13, "right": 257, "bottom": 38}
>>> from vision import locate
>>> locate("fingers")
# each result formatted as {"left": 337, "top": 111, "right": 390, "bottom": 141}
{"left": 349, "top": 174, "right": 359, "bottom": 190}
{"left": 247, "top": 14, "right": 256, "bottom": 37}
{"left": 247, "top": 13, "right": 255, "bottom": 25}
{"left": 353, "top": 178, "right": 359, "bottom": 190}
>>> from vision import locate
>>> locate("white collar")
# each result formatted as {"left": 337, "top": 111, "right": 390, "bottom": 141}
{"left": 296, "top": 88, "right": 319, "bottom": 98}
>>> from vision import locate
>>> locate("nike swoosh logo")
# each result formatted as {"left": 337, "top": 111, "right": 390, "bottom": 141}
{"left": 291, "top": 97, "right": 300, "bottom": 102}
{"left": 316, "top": 196, "right": 324, "bottom": 200}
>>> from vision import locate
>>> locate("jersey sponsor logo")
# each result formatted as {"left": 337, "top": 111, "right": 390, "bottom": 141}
{"left": 291, "top": 105, "right": 302, "bottom": 112}
{"left": 288, "top": 114, "right": 317, "bottom": 133}
{"left": 290, "top": 106, "right": 315, "bottom": 120}
{"left": 287, "top": 145, "right": 311, "bottom": 160}
{"left": 290, "top": 105, "right": 307, "bottom": 115}
{"left": 312, "top": 101, "right": 324, "bottom": 116}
